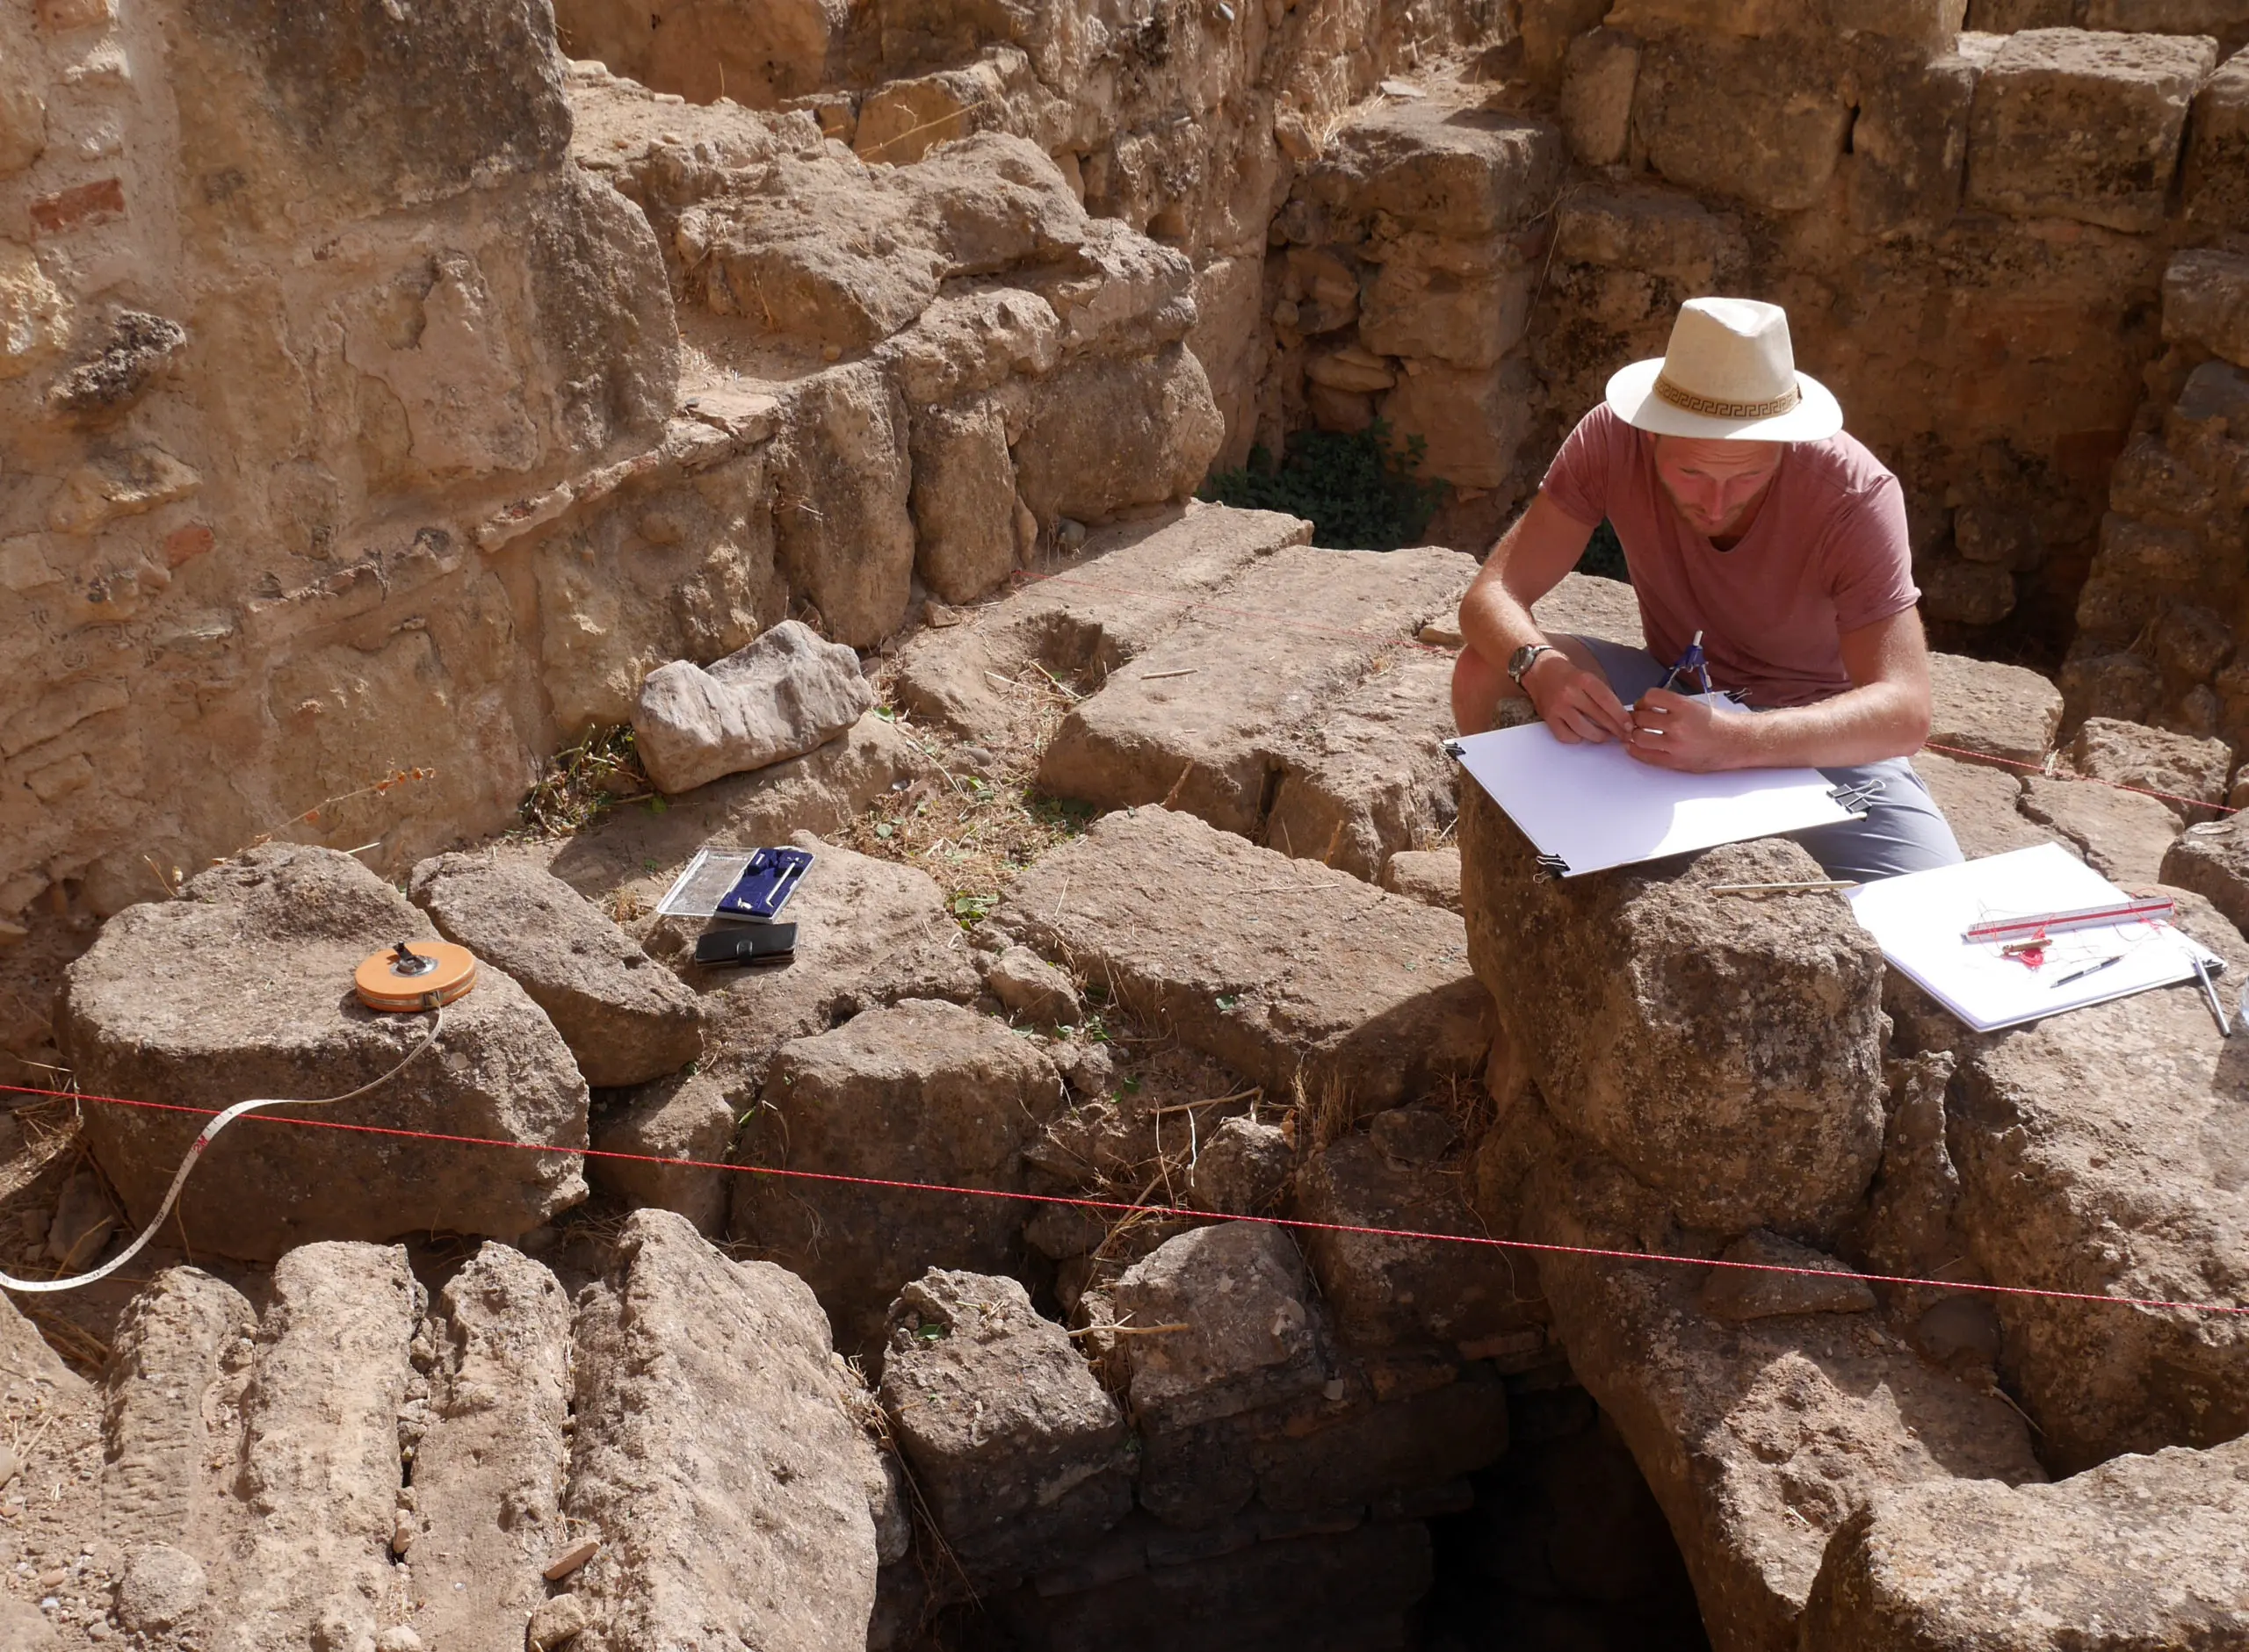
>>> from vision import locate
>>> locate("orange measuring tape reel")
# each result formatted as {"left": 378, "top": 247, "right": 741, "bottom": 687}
{"left": 354, "top": 939, "right": 478, "bottom": 1013}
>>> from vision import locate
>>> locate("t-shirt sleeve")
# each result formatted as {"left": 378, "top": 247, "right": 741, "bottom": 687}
{"left": 1539, "top": 407, "right": 1616, "bottom": 529}
{"left": 1823, "top": 474, "right": 1920, "bottom": 633}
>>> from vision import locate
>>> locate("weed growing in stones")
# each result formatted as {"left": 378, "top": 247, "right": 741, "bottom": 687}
{"left": 1198, "top": 420, "right": 1448, "bottom": 551}
{"left": 517, "top": 725, "right": 654, "bottom": 837}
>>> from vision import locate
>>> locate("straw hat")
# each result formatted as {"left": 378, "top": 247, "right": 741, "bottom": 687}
{"left": 1605, "top": 297, "right": 1843, "bottom": 442}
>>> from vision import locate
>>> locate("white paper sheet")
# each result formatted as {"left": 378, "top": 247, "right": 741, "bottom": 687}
{"left": 1450, "top": 713, "right": 1861, "bottom": 876}
{"left": 1846, "top": 843, "right": 2220, "bottom": 1032}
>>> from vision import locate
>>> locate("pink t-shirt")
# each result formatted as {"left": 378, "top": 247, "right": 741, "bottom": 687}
{"left": 1540, "top": 404, "right": 1919, "bottom": 709}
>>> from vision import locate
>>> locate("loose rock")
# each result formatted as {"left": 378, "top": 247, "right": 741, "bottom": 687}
{"left": 1378, "top": 847, "right": 1462, "bottom": 913}
{"left": 410, "top": 851, "right": 706, "bottom": 1088}
{"left": 113, "top": 1543, "right": 206, "bottom": 1635}
{"left": 1184, "top": 1115, "right": 1293, "bottom": 1216}
{"left": 986, "top": 944, "right": 1082, "bottom": 1024}
{"left": 632, "top": 620, "right": 875, "bottom": 795}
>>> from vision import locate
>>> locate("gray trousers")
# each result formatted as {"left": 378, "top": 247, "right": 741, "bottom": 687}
{"left": 1567, "top": 635, "right": 1965, "bottom": 885}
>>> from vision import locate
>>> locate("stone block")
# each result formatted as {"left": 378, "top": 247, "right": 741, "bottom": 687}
{"left": 2162, "top": 811, "right": 2249, "bottom": 931}
{"left": 1302, "top": 99, "right": 1567, "bottom": 239}
{"left": 1183, "top": 1115, "right": 1294, "bottom": 1215}
{"left": 1804, "top": 1435, "right": 2249, "bottom": 1650}
{"left": 409, "top": 851, "right": 707, "bottom": 1088}
{"left": 891, "top": 503, "right": 1313, "bottom": 747}
{"left": 1004, "top": 807, "right": 1495, "bottom": 1113}
{"left": 877, "top": 1270, "right": 1131, "bottom": 1584}
{"left": 732, "top": 999, "right": 1065, "bottom": 1356}
{"left": 1358, "top": 257, "right": 1535, "bottom": 370}
{"left": 1927, "top": 650, "right": 2065, "bottom": 763}
{"left": 62, "top": 847, "right": 588, "bottom": 1261}
{"left": 1632, "top": 34, "right": 1854, "bottom": 213}
{"left": 102, "top": 1267, "right": 252, "bottom": 1555}
{"left": 1522, "top": 0, "right": 1615, "bottom": 75}
{"left": 408, "top": 1244, "right": 572, "bottom": 1651}
{"left": 2163, "top": 246, "right": 2249, "bottom": 370}
{"left": 1553, "top": 187, "right": 1736, "bottom": 285}
{"left": 1849, "top": 44, "right": 1980, "bottom": 238}
{"left": 1560, "top": 29, "right": 1641, "bottom": 167}
{"left": 2086, "top": 0, "right": 2249, "bottom": 47}
{"left": 1263, "top": 646, "right": 1463, "bottom": 882}
{"left": 203, "top": 1244, "right": 421, "bottom": 1652}
{"left": 0, "top": 46, "right": 45, "bottom": 177}
{"left": 1013, "top": 343, "right": 1226, "bottom": 532}
{"left": 1295, "top": 1126, "right": 1544, "bottom": 1353}
{"left": 566, "top": 1210, "right": 888, "bottom": 1650}
{"left": 1926, "top": 887, "right": 2249, "bottom": 1470}
{"left": 1380, "top": 847, "right": 1463, "bottom": 912}
{"left": 1909, "top": 751, "right": 2055, "bottom": 858}
{"left": 909, "top": 393, "right": 1022, "bottom": 606}
{"left": 1696, "top": 1230, "right": 1877, "bottom": 1321}
{"left": 1916, "top": 550, "right": 2017, "bottom": 624}
{"left": 0, "top": 242, "right": 71, "bottom": 380}
{"left": 1378, "top": 358, "right": 1534, "bottom": 490}
{"left": 1037, "top": 545, "right": 1472, "bottom": 842}
{"left": 986, "top": 944, "right": 1082, "bottom": 1024}
{"left": 770, "top": 364, "right": 916, "bottom": 648}
{"left": 589, "top": 1070, "right": 736, "bottom": 1235}
{"left": 1111, "top": 1223, "right": 1327, "bottom": 1431}
{"left": 879, "top": 286, "right": 1061, "bottom": 408}
{"left": 1965, "top": 29, "right": 2217, "bottom": 234}
{"left": 1459, "top": 783, "right": 1888, "bottom": 1240}
{"left": 2183, "top": 47, "right": 2249, "bottom": 229}
{"left": 1248, "top": 1360, "right": 1510, "bottom": 1513}
{"left": 2059, "top": 648, "right": 2165, "bottom": 725}
{"left": 2069, "top": 714, "right": 2231, "bottom": 819}
{"left": 1515, "top": 1120, "right": 2045, "bottom": 1652}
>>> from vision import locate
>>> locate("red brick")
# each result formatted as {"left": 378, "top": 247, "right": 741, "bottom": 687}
{"left": 30, "top": 177, "right": 125, "bottom": 235}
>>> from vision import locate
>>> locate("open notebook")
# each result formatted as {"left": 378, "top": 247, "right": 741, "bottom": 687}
{"left": 1448, "top": 701, "right": 1863, "bottom": 877}
{"left": 1846, "top": 843, "right": 2222, "bottom": 1032}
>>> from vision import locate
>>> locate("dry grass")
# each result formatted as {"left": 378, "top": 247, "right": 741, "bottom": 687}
{"left": 837, "top": 664, "right": 1097, "bottom": 919}
{"left": 515, "top": 725, "right": 654, "bottom": 839}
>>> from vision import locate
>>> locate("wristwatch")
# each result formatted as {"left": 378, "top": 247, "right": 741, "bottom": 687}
{"left": 1507, "top": 643, "right": 1557, "bottom": 688}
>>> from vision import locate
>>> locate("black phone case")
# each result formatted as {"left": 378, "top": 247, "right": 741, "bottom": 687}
{"left": 694, "top": 922, "right": 798, "bottom": 966}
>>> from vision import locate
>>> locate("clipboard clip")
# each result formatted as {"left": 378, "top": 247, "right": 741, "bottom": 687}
{"left": 1533, "top": 853, "right": 1570, "bottom": 883}
{"left": 1441, "top": 738, "right": 1466, "bottom": 761}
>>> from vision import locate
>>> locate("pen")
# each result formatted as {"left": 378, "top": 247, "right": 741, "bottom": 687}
{"left": 2051, "top": 955, "right": 2122, "bottom": 988}
{"left": 2192, "top": 954, "right": 2232, "bottom": 1036}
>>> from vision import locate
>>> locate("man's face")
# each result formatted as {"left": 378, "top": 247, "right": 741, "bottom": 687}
{"left": 1652, "top": 436, "right": 1786, "bottom": 537}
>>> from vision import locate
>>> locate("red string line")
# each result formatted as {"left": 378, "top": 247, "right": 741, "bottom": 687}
{"left": 1919, "top": 742, "right": 2237, "bottom": 816}
{"left": 6, "top": 1081, "right": 2242, "bottom": 1321}
{"left": 1004, "top": 571, "right": 2241, "bottom": 819}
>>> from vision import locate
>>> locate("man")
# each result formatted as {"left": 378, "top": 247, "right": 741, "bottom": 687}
{"left": 1453, "top": 296, "right": 1962, "bottom": 884}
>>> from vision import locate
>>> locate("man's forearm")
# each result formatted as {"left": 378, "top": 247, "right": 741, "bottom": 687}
{"left": 1458, "top": 581, "right": 1548, "bottom": 679}
{"left": 1722, "top": 683, "right": 1930, "bottom": 769}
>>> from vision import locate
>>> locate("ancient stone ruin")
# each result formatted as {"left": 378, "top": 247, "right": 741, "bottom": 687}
{"left": 2, "top": 0, "right": 2247, "bottom": 1648}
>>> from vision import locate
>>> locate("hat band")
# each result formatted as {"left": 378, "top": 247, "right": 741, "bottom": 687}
{"left": 1652, "top": 373, "right": 1802, "bottom": 422}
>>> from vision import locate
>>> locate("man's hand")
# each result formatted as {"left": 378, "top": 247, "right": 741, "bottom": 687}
{"left": 1623, "top": 689, "right": 1746, "bottom": 772}
{"left": 1525, "top": 653, "right": 1631, "bottom": 745}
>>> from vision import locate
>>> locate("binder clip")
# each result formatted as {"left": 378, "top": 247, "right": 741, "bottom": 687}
{"left": 1830, "top": 777, "right": 1887, "bottom": 815}
{"left": 1533, "top": 853, "right": 1570, "bottom": 883}
{"left": 716, "top": 847, "right": 814, "bottom": 921}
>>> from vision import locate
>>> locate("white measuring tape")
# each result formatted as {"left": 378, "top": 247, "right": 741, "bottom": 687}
{"left": 1, "top": 1006, "right": 445, "bottom": 1295}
